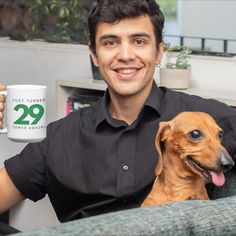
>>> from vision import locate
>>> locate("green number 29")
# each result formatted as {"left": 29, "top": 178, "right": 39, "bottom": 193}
{"left": 14, "top": 104, "right": 44, "bottom": 125}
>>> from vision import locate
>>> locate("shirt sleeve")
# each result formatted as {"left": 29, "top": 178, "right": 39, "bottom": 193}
{"left": 4, "top": 137, "right": 47, "bottom": 202}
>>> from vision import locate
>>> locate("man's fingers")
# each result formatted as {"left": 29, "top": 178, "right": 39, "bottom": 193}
{"left": 0, "top": 98, "right": 5, "bottom": 129}
{"left": 0, "top": 109, "right": 4, "bottom": 118}
{"left": 0, "top": 95, "right": 5, "bottom": 103}
{"left": 0, "top": 111, "right": 3, "bottom": 128}
{"left": 0, "top": 85, "right": 6, "bottom": 107}
{"left": 0, "top": 85, "right": 6, "bottom": 129}
{"left": 0, "top": 102, "right": 4, "bottom": 128}
{"left": 0, "top": 101, "right": 4, "bottom": 111}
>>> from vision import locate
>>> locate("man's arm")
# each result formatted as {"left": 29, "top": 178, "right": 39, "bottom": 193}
{"left": 0, "top": 167, "right": 25, "bottom": 213}
{"left": 0, "top": 85, "right": 25, "bottom": 211}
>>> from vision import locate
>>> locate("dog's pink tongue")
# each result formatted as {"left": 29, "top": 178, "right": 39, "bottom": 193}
{"left": 210, "top": 171, "right": 225, "bottom": 186}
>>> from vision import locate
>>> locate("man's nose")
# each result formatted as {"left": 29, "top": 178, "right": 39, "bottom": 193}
{"left": 117, "top": 43, "right": 135, "bottom": 61}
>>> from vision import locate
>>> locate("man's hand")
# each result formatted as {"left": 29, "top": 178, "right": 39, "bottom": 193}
{"left": 0, "top": 85, "right": 6, "bottom": 129}
{"left": 0, "top": 85, "right": 25, "bottom": 212}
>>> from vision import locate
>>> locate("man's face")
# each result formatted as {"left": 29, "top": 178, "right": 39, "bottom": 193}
{"left": 90, "top": 15, "right": 163, "bottom": 97}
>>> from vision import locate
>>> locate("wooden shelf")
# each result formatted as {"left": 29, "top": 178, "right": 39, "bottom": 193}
{"left": 57, "top": 79, "right": 236, "bottom": 119}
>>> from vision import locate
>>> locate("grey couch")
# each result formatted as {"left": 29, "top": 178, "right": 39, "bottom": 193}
{"left": 15, "top": 168, "right": 236, "bottom": 236}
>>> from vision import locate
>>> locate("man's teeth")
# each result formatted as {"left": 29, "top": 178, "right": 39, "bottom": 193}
{"left": 117, "top": 68, "right": 137, "bottom": 74}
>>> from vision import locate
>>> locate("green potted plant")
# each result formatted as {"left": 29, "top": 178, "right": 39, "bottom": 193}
{"left": 160, "top": 44, "right": 191, "bottom": 89}
{"left": 26, "top": 0, "right": 87, "bottom": 44}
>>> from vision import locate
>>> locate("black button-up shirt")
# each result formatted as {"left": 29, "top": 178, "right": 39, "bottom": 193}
{"left": 4, "top": 82, "right": 236, "bottom": 222}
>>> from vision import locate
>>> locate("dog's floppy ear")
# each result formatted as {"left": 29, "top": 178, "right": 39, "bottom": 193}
{"left": 155, "top": 121, "right": 172, "bottom": 176}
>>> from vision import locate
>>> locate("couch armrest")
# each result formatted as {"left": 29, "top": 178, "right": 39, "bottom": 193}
{"left": 15, "top": 196, "right": 236, "bottom": 236}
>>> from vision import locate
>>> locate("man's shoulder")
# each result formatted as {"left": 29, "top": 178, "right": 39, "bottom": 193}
{"left": 162, "top": 86, "right": 225, "bottom": 107}
{"left": 162, "top": 87, "right": 202, "bottom": 101}
{"left": 48, "top": 104, "right": 98, "bottom": 133}
{"left": 160, "top": 86, "right": 235, "bottom": 119}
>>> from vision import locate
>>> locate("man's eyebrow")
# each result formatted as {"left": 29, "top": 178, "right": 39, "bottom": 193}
{"left": 99, "top": 32, "right": 151, "bottom": 42}
{"left": 131, "top": 32, "right": 151, "bottom": 39}
{"left": 99, "top": 34, "right": 118, "bottom": 42}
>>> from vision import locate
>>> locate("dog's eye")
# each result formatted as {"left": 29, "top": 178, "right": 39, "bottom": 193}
{"left": 218, "top": 130, "right": 224, "bottom": 140}
{"left": 189, "top": 130, "right": 203, "bottom": 140}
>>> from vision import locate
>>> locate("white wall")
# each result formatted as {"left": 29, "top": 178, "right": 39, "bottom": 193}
{"left": 0, "top": 39, "right": 92, "bottom": 231}
{"left": 178, "top": 1, "right": 236, "bottom": 52}
{"left": 0, "top": 39, "right": 236, "bottom": 232}
{"left": 188, "top": 55, "right": 236, "bottom": 91}
{"left": 158, "top": 52, "right": 236, "bottom": 92}
{"left": 179, "top": 1, "right": 236, "bottom": 38}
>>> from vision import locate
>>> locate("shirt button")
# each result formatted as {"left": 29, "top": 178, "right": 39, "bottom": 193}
{"left": 123, "top": 165, "right": 129, "bottom": 171}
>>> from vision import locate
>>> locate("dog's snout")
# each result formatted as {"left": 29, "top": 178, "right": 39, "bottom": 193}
{"left": 219, "top": 152, "right": 235, "bottom": 172}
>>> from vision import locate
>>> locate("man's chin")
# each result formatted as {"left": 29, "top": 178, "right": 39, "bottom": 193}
{"left": 111, "top": 87, "right": 142, "bottom": 97}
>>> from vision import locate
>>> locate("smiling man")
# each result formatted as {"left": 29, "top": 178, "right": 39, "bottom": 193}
{"left": 90, "top": 15, "right": 163, "bottom": 124}
{"left": 0, "top": 0, "right": 236, "bottom": 233}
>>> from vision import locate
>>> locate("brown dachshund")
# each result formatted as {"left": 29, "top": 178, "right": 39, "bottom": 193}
{"left": 142, "top": 111, "right": 234, "bottom": 207}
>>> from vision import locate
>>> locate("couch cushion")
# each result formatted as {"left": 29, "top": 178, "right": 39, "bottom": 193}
{"left": 15, "top": 196, "right": 236, "bottom": 236}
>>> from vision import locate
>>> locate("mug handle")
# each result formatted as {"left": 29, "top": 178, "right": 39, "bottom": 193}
{"left": 0, "top": 90, "right": 8, "bottom": 134}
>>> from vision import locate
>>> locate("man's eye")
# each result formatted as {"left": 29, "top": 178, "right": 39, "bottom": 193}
{"left": 104, "top": 40, "right": 117, "bottom": 47}
{"left": 134, "top": 39, "right": 146, "bottom": 46}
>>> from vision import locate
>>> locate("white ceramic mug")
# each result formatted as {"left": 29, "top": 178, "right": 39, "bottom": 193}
{"left": 0, "top": 85, "right": 47, "bottom": 143}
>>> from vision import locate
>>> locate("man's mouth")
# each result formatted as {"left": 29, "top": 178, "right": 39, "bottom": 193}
{"left": 187, "top": 156, "right": 225, "bottom": 187}
{"left": 112, "top": 67, "right": 142, "bottom": 79}
{"left": 116, "top": 68, "right": 137, "bottom": 74}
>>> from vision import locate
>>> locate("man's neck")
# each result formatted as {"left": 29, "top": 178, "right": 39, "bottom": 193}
{"left": 108, "top": 96, "right": 141, "bottom": 125}
{"left": 108, "top": 83, "right": 153, "bottom": 125}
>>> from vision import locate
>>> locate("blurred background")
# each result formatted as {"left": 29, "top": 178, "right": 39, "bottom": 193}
{"left": 0, "top": 0, "right": 235, "bottom": 232}
{"left": 0, "top": 0, "right": 235, "bottom": 54}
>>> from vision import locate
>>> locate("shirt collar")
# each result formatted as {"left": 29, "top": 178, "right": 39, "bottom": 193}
{"left": 143, "top": 81, "right": 164, "bottom": 116}
{"left": 95, "top": 81, "right": 164, "bottom": 128}
{"left": 95, "top": 89, "right": 112, "bottom": 128}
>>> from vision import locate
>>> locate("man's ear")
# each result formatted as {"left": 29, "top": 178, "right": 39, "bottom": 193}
{"left": 88, "top": 43, "right": 99, "bottom": 67}
{"left": 155, "top": 121, "right": 172, "bottom": 176}
{"left": 155, "top": 42, "right": 164, "bottom": 65}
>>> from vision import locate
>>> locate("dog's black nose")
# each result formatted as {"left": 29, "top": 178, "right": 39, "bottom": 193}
{"left": 219, "top": 154, "right": 235, "bottom": 172}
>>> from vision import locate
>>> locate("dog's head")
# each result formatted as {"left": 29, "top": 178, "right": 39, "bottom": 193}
{"left": 155, "top": 112, "right": 234, "bottom": 186}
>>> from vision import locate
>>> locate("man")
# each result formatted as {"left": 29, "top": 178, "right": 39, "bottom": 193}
{"left": 0, "top": 0, "right": 236, "bottom": 225}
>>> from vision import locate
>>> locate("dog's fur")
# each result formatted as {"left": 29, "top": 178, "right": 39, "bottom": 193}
{"left": 142, "top": 111, "right": 234, "bottom": 207}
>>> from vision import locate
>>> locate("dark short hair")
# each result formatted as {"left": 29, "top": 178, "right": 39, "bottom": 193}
{"left": 88, "top": 0, "right": 165, "bottom": 53}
